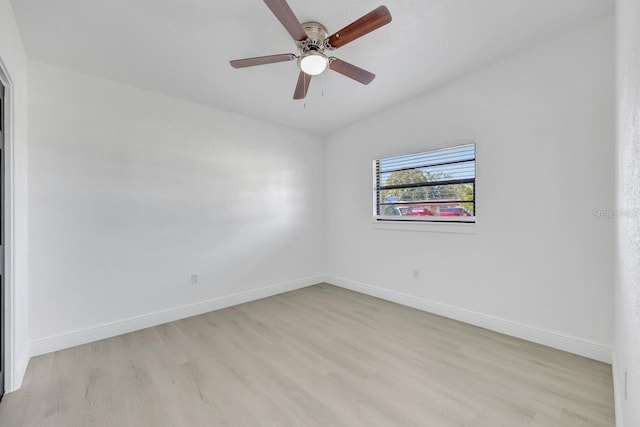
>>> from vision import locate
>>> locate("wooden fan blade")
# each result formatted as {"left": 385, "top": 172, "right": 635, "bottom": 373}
{"left": 263, "top": 0, "right": 308, "bottom": 41}
{"left": 230, "top": 54, "right": 295, "bottom": 68}
{"left": 326, "top": 6, "right": 392, "bottom": 49}
{"left": 293, "top": 72, "right": 312, "bottom": 100}
{"left": 329, "top": 58, "right": 376, "bottom": 85}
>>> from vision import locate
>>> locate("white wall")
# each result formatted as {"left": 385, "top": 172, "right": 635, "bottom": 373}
{"left": 0, "top": 0, "right": 30, "bottom": 391}
{"left": 325, "top": 18, "right": 615, "bottom": 362}
{"left": 27, "top": 61, "right": 325, "bottom": 354}
{"left": 615, "top": 0, "right": 640, "bottom": 424}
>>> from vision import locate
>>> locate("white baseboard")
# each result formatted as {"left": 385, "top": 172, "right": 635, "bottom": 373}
{"left": 30, "top": 275, "right": 325, "bottom": 357}
{"left": 612, "top": 351, "right": 624, "bottom": 427}
{"left": 327, "top": 275, "right": 612, "bottom": 364}
{"left": 7, "top": 347, "right": 30, "bottom": 393}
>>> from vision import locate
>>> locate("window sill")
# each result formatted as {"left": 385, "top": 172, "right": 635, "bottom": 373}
{"left": 372, "top": 219, "right": 476, "bottom": 234}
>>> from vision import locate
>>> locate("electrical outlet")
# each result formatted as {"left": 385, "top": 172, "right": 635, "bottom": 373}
{"left": 191, "top": 274, "right": 199, "bottom": 285}
{"left": 413, "top": 269, "right": 420, "bottom": 279}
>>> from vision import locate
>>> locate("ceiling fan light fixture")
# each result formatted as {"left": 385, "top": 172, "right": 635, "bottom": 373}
{"left": 298, "top": 51, "right": 328, "bottom": 75}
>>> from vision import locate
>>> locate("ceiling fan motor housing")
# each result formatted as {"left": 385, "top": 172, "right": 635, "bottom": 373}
{"left": 297, "top": 22, "right": 330, "bottom": 75}
{"left": 301, "top": 22, "right": 328, "bottom": 51}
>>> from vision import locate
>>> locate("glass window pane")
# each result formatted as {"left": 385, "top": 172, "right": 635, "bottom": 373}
{"left": 378, "top": 202, "right": 475, "bottom": 217}
{"left": 375, "top": 144, "right": 476, "bottom": 222}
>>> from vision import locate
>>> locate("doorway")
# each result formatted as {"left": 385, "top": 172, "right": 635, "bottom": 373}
{"left": 0, "top": 80, "right": 5, "bottom": 400}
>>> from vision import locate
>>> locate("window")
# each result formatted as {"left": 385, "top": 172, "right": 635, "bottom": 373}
{"left": 373, "top": 143, "right": 476, "bottom": 223}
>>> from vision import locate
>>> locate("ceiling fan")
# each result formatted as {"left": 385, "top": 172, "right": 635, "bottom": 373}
{"left": 230, "top": 0, "right": 392, "bottom": 100}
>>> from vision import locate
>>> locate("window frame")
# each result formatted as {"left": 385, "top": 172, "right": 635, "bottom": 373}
{"left": 372, "top": 142, "right": 477, "bottom": 225}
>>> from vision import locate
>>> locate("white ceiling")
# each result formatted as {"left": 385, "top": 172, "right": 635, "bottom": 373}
{"left": 12, "top": 0, "right": 613, "bottom": 135}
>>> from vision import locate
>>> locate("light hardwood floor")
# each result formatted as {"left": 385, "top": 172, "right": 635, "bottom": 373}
{"left": 0, "top": 284, "right": 614, "bottom": 426}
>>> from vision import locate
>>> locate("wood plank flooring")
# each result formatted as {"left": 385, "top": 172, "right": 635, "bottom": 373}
{"left": 0, "top": 284, "right": 614, "bottom": 426}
